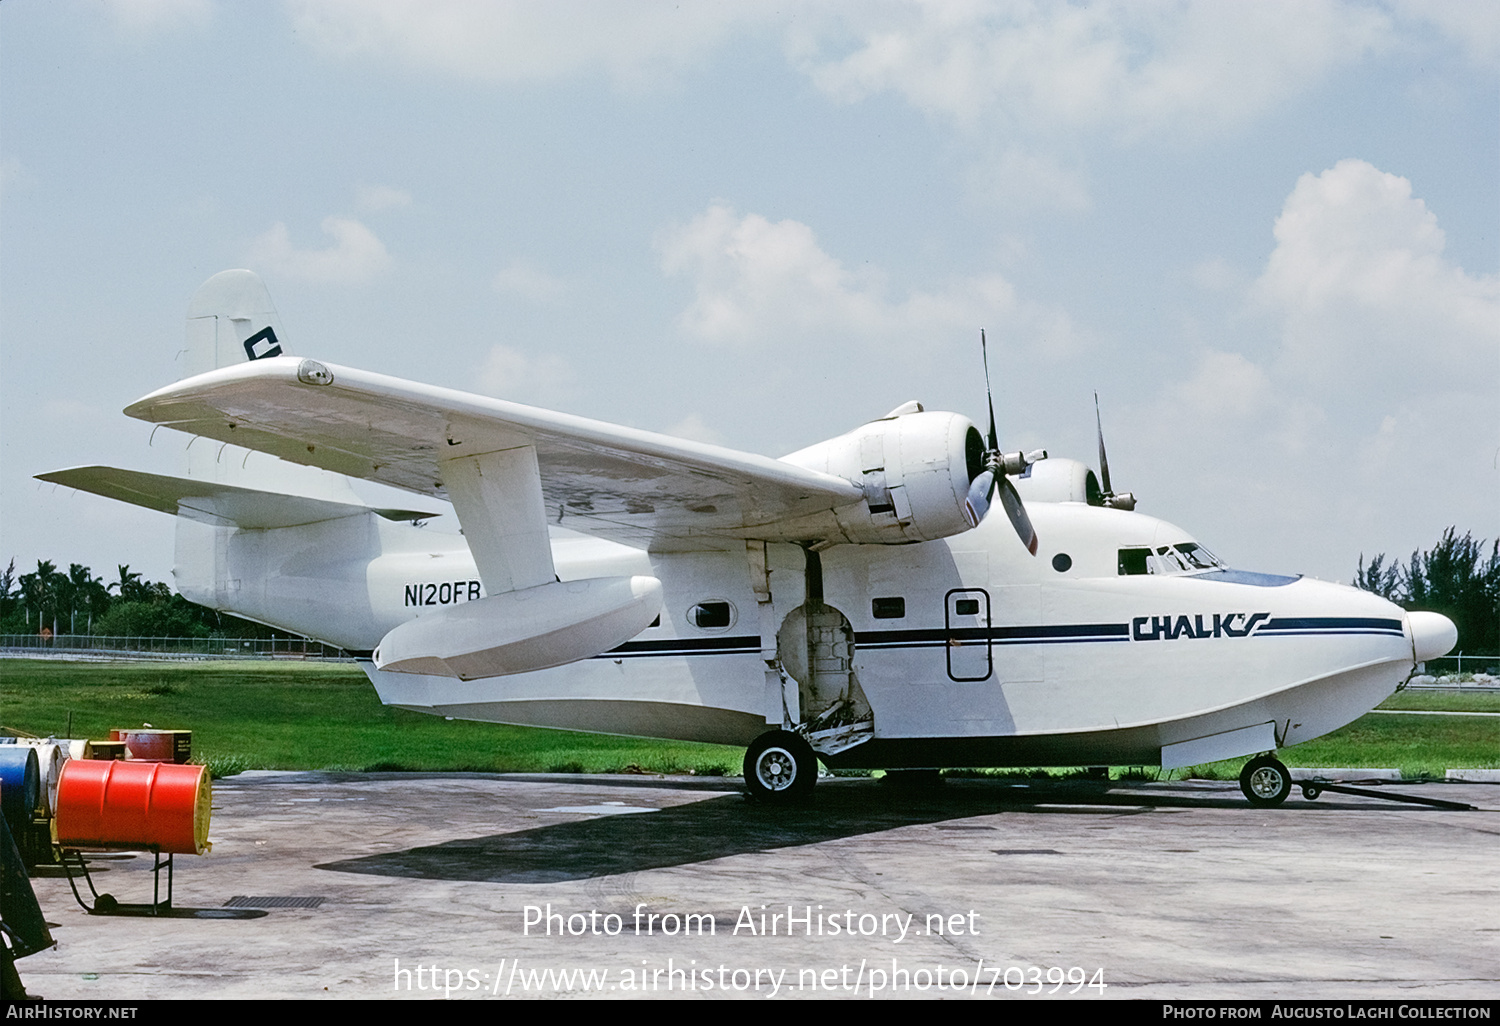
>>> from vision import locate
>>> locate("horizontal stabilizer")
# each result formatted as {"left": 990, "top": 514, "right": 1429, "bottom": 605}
{"left": 37, "top": 466, "right": 440, "bottom": 530}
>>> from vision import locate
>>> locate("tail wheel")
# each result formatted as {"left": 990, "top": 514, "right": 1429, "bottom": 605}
{"left": 1239, "top": 755, "right": 1292, "bottom": 808}
{"left": 743, "top": 730, "right": 817, "bottom": 803}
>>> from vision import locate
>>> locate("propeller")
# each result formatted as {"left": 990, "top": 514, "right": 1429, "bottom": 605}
{"left": 1093, "top": 392, "right": 1136, "bottom": 511}
{"left": 964, "top": 330, "right": 1043, "bottom": 554}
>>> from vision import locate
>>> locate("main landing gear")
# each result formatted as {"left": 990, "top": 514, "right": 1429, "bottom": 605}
{"left": 743, "top": 730, "right": 818, "bottom": 804}
{"left": 1239, "top": 754, "right": 1292, "bottom": 807}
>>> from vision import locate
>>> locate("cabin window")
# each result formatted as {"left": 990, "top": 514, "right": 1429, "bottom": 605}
{"left": 690, "top": 601, "right": 733, "bottom": 630}
{"left": 1118, "top": 547, "right": 1151, "bottom": 575}
{"left": 954, "top": 598, "right": 980, "bottom": 616}
{"left": 872, "top": 596, "right": 905, "bottom": 619}
{"left": 1052, "top": 553, "right": 1072, "bottom": 573}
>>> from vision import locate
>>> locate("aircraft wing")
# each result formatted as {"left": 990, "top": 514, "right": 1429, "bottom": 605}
{"left": 37, "top": 466, "right": 440, "bottom": 529}
{"left": 123, "top": 357, "right": 865, "bottom": 549}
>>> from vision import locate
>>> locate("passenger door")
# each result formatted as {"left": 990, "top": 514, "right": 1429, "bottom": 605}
{"left": 945, "top": 588, "right": 991, "bottom": 682}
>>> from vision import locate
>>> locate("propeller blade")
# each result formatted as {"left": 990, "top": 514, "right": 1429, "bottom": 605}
{"left": 1094, "top": 391, "right": 1113, "bottom": 497}
{"left": 997, "top": 476, "right": 1039, "bottom": 555}
{"left": 981, "top": 329, "right": 998, "bottom": 453}
{"left": 976, "top": 329, "right": 1035, "bottom": 551}
{"left": 964, "top": 470, "right": 995, "bottom": 527}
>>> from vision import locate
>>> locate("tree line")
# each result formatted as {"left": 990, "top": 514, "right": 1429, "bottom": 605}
{"left": 0, "top": 560, "right": 293, "bottom": 640}
{"left": 4, "top": 527, "right": 1496, "bottom": 653}
{"left": 1355, "top": 528, "right": 1500, "bottom": 658}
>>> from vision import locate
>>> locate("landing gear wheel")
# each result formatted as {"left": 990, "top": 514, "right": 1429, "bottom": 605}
{"left": 744, "top": 730, "right": 817, "bottom": 803}
{"left": 1239, "top": 755, "right": 1292, "bottom": 808}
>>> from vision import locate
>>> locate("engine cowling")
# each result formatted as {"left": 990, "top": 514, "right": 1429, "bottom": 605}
{"left": 1010, "top": 457, "right": 1098, "bottom": 504}
{"left": 781, "top": 410, "right": 987, "bottom": 544}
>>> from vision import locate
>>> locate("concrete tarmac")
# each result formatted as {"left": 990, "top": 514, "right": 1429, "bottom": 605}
{"left": 15, "top": 772, "right": 1500, "bottom": 1001}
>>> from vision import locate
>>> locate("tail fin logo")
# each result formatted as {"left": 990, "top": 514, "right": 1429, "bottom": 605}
{"left": 243, "top": 326, "right": 283, "bottom": 361}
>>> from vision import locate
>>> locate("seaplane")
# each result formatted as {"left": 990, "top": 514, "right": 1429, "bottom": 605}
{"left": 39, "top": 270, "right": 1458, "bottom": 807}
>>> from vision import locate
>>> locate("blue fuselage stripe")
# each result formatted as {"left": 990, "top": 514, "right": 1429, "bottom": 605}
{"left": 592, "top": 616, "right": 1405, "bottom": 659}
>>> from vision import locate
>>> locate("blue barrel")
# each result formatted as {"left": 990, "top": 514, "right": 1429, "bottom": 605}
{"left": 0, "top": 746, "right": 41, "bottom": 829}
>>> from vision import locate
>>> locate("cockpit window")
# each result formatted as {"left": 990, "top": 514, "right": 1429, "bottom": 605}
{"left": 1172, "top": 543, "right": 1222, "bottom": 571}
{"left": 1154, "top": 545, "right": 1194, "bottom": 573}
{"left": 1119, "top": 543, "right": 1224, "bottom": 576}
{"left": 1118, "top": 547, "right": 1151, "bottom": 575}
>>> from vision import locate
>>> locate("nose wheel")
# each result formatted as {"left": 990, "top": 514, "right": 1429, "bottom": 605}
{"left": 744, "top": 730, "right": 817, "bottom": 803}
{"left": 1239, "top": 755, "right": 1292, "bottom": 807}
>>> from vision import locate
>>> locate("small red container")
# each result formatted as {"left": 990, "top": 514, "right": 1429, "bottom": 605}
{"left": 55, "top": 759, "right": 211, "bottom": 855}
{"left": 110, "top": 729, "right": 192, "bottom": 763}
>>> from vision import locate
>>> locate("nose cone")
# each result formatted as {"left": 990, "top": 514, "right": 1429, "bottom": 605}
{"left": 1408, "top": 610, "right": 1458, "bottom": 662}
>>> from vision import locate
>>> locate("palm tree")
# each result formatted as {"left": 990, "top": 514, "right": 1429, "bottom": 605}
{"left": 19, "top": 560, "right": 60, "bottom": 635}
{"left": 66, "top": 564, "right": 110, "bottom": 634}
{"left": 0, "top": 558, "right": 16, "bottom": 622}
{"left": 111, "top": 565, "right": 149, "bottom": 604}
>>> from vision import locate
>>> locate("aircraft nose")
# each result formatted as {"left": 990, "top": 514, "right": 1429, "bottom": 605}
{"left": 1407, "top": 610, "right": 1458, "bottom": 663}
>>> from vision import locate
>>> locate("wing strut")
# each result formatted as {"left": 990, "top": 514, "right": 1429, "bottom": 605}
{"left": 440, "top": 446, "right": 555, "bottom": 594}
{"left": 376, "top": 444, "right": 662, "bottom": 680}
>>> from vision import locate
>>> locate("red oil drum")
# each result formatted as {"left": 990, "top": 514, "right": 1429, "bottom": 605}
{"left": 55, "top": 760, "right": 211, "bottom": 855}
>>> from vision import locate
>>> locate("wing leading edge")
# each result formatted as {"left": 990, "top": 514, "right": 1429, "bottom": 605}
{"left": 124, "top": 357, "right": 866, "bottom": 549}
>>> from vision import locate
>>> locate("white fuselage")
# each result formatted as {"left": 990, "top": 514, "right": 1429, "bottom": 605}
{"left": 176, "top": 495, "right": 1418, "bottom": 770}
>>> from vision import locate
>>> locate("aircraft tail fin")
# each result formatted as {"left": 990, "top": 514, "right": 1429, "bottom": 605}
{"left": 181, "top": 269, "right": 288, "bottom": 378}
{"left": 173, "top": 270, "right": 365, "bottom": 505}
{"left": 166, "top": 271, "right": 385, "bottom": 605}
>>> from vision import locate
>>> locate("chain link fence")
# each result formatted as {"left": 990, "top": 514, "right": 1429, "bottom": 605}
{"left": 0, "top": 633, "right": 352, "bottom": 661}
{"left": 1420, "top": 654, "right": 1499, "bottom": 678}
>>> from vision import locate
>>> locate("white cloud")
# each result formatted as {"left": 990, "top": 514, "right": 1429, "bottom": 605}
{"left": 1169, "top": 350, "right": 1271, "bottom": 420}
{"left": 476, "top": 344, "right": 574, "bottom": 406}
{"left": 790, "top": 2, "right": 1391, "bottom": 141}
{"left": 657, "top": 203, "right": 1027, "bottom": 351}
{"left": 492, "top": 261, "right": 566, "bottom": 303}
{"left": 278, "top": 3, "right": 1486, "bottom": 217}
{"left": 287, "top": 0, "right": 767, "bottom": 88}
{"left": 355, "top": 183, "right": 412, "bottom": 212}
{"left": 246, "top": 216, "right": 392, "bottom": 284}
{"left": 783, "top": 1, "right": 1402, "bottom": 212}
{"left": 1255, "top": 159, "right": 1499, "bottom": 393}
{"left": 284, "top": 1, "right": 1489, "bottom": 112}
{"left": 1131, "top": 160, "right": 1499, "bottom": 574}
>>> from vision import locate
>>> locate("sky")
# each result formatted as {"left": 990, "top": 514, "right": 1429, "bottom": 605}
{"left": 2, "top": 0, "right": 1497, "bottom": 592}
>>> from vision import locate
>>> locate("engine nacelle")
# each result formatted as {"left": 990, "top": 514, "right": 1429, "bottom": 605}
{"left": 781, "top": 410, "right": 986, "bottom": 544}
{"left": 1010, "top": 457, "right": 1099, "bottom": 504}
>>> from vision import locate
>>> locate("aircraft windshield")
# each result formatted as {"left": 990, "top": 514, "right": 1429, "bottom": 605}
{"left": 1118, "top": 543, "right": 1226, "bottom": 576}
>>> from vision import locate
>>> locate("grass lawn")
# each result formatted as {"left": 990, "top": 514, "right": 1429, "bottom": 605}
{"left": 2, "top": 659, "right": 1494, "bottom": 780}
{"left": 1184, "top": 686, "right": 1498, "bottom": 781}
{"left": 1372, "top": 688, "right": 1500, "bottom": 713}
{"left": 0, "top": 659, "right": 744, "bottom": 777}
